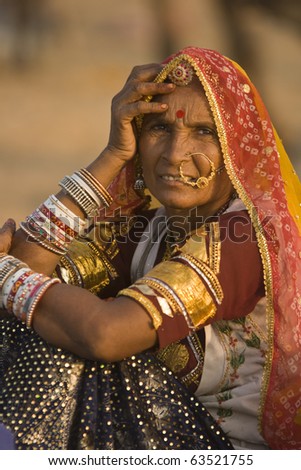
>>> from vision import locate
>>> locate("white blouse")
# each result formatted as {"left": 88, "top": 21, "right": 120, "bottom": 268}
{"left": 196, "top": 297, "right": 269, "bottom": 449}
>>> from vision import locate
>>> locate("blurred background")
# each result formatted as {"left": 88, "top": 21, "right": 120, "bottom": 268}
{"left": 0, "top": 0, "right": 300, "bottom": 224}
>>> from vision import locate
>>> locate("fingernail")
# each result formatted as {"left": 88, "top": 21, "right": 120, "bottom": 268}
{"left": 5, "top": 218, "right": 16, "bottom": 228}
{"left": 160, "top": 104, "right": 168, "bottom": 109}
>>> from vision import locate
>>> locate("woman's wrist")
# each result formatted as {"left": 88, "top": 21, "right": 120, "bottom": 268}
{"left": 86, "top": 146, "right": 132, "bottom": 188}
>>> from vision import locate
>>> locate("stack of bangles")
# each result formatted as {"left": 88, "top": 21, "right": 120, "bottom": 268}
{"left": 20, "top": 168, "right": 113, "bottom": 256}
{"left": 0, "top": 168, "right": 113, "bottom": 326}
{"left": 0, "top": 253, "right": 61, "bottom": 328}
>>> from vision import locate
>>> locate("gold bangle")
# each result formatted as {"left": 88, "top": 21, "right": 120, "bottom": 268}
{"left": 117, "top": 287, "right": 163, "bottom": 329}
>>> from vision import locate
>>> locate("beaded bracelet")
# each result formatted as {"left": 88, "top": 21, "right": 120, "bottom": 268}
{"left": 0, "top": 259, "right": 30, "bottom": 309}
{"left": 1, "top": 256, "right": 62, "bottom": 327}
{"left": 5, "top": 269, "right": 35, "bottom": 314}
{"left": 20, "top": 221, "right": 67, "bottom": 256}
{"left": 78, "top": 168, "right": 113, "bottom": 207}
{"left": 20, "top": 193, "right": 89, "bottom": 255}
{"left": 27, "top": 212, "right": 71, "bottom": 249}
{"left": 25, "top": 278, "right": 61, "bottom": 328}
{"left": 0, "top": 256, "right": 27, "bottom": 284}
{"left": 45, "top": 195, "right": 87, "bottom": 235}
{"left": 2, "top": 267, "right": 32, "bottom": 310}
{"left": 12, "top": 273, "right": 45, "bottom": 322}
{"left": 72, "top": 173, "right": 102, "bottom": 207}
{"left": 59, "top": 175, "right": 99, "bottom": 217}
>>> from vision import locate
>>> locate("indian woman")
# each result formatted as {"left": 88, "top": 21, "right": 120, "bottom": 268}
{"left": 0, "top": 46, "right": 300, "bottom": 450}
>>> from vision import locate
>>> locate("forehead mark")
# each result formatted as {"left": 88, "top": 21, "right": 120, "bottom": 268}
{"left": 176, "top": 109, "right": 185, "bottom": 119}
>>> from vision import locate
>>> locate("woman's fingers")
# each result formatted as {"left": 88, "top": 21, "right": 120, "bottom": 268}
{"left": 117, "top": 80, "right": 174, "bottom": 106}
{"left": 125, "top": 63, "right": 163, "bottom": 84}
{"left": 117, "top": 63, "right": 174, "bottom": 106}
{"left": 112, "top": 81, "right": 174, "bottom": 124}
{"left": 106, "top": 62, "right": 174, "bottom": 162}
{"left": 126, "top": 81, "right": 175, "bottom": 103}
{"left": 121, "top": 99, "right": 168, "bottom": 120}
{"left": 0, "top": 218, "right": 16, "bottom": 254}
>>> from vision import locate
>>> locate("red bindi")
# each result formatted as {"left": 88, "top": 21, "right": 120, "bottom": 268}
{"left": 176, "top": 109, "right": 185, "bottom": 119}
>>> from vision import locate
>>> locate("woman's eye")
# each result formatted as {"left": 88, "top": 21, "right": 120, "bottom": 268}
{"left": 197, "top": 127, "right": 214, "bottom": 135}
{"left": 140, "top": 122, "right": 169, "bottom": 137}
{"left": 151, "top": 124, "right": 169, "bottom": 132}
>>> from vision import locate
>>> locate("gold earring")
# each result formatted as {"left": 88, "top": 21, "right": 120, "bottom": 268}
{"left": 179, "top": 153, "right": 216, "bottom": 189}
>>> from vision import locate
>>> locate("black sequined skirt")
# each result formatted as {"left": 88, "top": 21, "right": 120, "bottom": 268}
{"left": 0, "top": 318, "right": 233, "bottom": 450}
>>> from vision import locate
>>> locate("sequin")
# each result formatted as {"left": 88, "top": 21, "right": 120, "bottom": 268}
{"left": 0, "top": 318, "right": 233, "bottom": 450}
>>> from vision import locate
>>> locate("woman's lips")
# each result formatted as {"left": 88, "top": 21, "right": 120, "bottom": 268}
{"left": 160, "top": 174, "right": 198, "bottom": 183}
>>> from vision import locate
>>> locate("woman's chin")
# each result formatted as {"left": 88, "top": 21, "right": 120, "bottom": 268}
{"left": 155, "top": 196, "right": 197, "bottom": 216}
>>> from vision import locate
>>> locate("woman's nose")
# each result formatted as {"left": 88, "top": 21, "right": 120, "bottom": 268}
{"left": 161, "top": 136, "right": 191, "bottom": 166}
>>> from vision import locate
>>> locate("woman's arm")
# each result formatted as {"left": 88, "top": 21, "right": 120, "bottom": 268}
{"left": 0, "top": 219, "right": 157, "bottom": 361}
{"left": 33, "top": 283, "right": 157, "bottom": 362}
{"left": 0, "top": 218, "right": 158, "bottom": 361}
{"left": 1, "top": 211, "right": 264, "bottom": 363}
{"left": 1, "top": 65, "right": 175, "bottom": 361}
{"left": 10, "top": 148, "right": 126, "bottom": 276}
{"left": 10, "top": 64, "right": 175, "bottom": 275}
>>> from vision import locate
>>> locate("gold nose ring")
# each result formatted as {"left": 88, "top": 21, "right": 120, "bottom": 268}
{"left": 179, "top": 152, "right": 216, "bottom": 189}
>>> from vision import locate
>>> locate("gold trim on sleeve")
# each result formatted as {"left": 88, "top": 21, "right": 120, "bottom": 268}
{"left": 143, "top": 261, "right": 217, "bottom": 328}
{"left": 179, "top": 230, "right": 208, "bottom": 263}
{"left": 117, "top": 287, "right": 163, "bottom": 329}
{"left": 175, "top": 253, "right": 224, "bottom": 304}
{"left": 208, "top": 222, "right": 221, "bottom": 274}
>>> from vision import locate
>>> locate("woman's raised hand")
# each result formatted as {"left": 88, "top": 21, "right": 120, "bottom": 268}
{"left": 0, "top": 219, "right": 16, "bottom": 255}
{"left": 105, "top": 63, "right": 175, "bottom": 163}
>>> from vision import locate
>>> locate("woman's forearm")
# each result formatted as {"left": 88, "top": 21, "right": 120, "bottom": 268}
{"left": 9, "top": 148, "right": 126, "bottom": 275}
{"left": 32, "top": 283, "right": 157, "bottom": 361}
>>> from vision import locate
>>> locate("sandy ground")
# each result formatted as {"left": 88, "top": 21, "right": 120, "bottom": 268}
{"left": 0, "top": 0, "right": 300, "bottom": 224}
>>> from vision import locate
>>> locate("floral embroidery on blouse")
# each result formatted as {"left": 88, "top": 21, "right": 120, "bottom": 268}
{"left": 213, "top": 314, "right": 267, "bottom": 425}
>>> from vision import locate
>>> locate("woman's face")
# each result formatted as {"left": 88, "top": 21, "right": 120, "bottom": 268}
{"left": 138, "top": 79, "right": 234, "bottom": 218}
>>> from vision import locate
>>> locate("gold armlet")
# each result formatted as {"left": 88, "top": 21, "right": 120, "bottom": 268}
{"left": 119, "top": 257, "right": 219, "bottom": 332}
{"left": 142, "top": 260, "right": 217, "bottom": 328}
{"left": 54, "top": 238, "right": 118, "bottom": 294}
{"left": 174, "top": 253, "right": 223, "bottom": 304}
